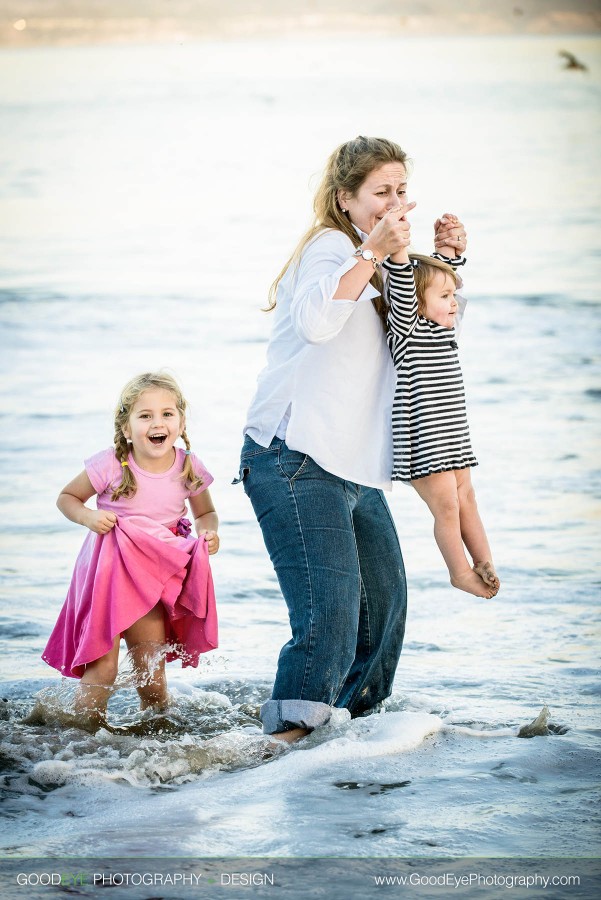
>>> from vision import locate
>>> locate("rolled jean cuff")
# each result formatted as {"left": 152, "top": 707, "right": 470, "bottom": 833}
{"left": 260, "top": 699, "right": 332, "bottom": 735}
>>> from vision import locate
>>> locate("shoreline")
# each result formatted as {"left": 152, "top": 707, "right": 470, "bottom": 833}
{"left": 2, "top": 14, "right": 600, "bottom": 48}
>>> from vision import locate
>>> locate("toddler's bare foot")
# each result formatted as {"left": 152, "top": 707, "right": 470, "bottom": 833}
{"left": 451, "top": 569, "right": 494, "bottom": 599}
{"left": 473, "top": 561, "right": 500, "bottom": 594}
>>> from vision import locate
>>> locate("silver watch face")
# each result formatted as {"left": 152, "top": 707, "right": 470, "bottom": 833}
{"left": 360, "top": 248, "right": 374, "bottom": 260}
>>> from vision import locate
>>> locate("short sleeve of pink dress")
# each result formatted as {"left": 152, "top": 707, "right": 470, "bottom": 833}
{"left": 188, "top": 451, "right": 214, "bottom": 496}
{"left": 85, "top": 448, "right": 122, "bottom": 496}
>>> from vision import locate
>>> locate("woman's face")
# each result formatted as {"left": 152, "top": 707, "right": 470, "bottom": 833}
{"left": 338, "top": 162, "right": 408, "bottom": 236}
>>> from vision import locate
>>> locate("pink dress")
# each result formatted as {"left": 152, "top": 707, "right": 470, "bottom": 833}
{"left": 42, "top": 448, "right": 218, "bottom": 678}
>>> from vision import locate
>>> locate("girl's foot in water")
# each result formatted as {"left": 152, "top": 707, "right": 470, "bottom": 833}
{"left": 473, "top": 560, "right": 500, "bottom": 594}
{"left": 451, "top": 569, "right": 495, "bottom": 599}
{"left": 21, "top": 700, "right": 109, "bottom": 734}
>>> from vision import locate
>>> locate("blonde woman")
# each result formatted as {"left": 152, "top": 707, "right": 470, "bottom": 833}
{"left": 236, "top": 136, "right": 465, "bottom": 742}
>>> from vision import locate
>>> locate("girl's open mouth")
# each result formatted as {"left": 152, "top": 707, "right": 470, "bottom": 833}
{"left": 149, "top": 435, "right": 167, "bottom": 445}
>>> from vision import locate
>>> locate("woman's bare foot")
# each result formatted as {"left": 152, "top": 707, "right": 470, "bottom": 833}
{"left": 451, "top": 569, "right": 494, "bottom": 599}
{"left": 473, "top": 561, "right": 500, "bottom": 594}
{"left": 270, "top": 727, "right": 310, "bottom": 745}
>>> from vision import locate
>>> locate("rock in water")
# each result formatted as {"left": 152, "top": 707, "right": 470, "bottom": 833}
{"left": 517, "top": 705, "right": 550, "bottom": 738}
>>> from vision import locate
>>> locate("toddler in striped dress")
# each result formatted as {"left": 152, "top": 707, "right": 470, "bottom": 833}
{"left": 384, "top": 216, "right": 500, "bottom": 599}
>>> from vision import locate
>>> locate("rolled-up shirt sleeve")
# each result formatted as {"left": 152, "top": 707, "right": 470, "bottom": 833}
{"left": 289, "top": 231, "right": 381, "bottom": 344}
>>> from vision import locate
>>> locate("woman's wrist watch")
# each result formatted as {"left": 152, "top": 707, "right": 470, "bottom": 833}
{"left": 354, "top": 246, "right": 381, "bottom": 269}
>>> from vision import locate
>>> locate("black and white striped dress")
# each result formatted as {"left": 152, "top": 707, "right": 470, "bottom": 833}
{"left": 385, "top": 256, "right": 477, "bottom": 482}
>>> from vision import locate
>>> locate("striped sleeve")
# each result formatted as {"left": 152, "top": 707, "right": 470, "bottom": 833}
{"left": 383, "top": 260, "right": 418, "bottom": 357}
{"left": 432, "top": 253, "right": 467, "bottom": 331}
{"left": 432, "top": 253, "right": 466, "bottom": 271}
{"left": 432, "top": 253, "right": 466, "bottom": 291}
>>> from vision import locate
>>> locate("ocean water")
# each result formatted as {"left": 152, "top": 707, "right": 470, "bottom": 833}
{"left": 0, "top": 33, "right": 600, "bottom": 898}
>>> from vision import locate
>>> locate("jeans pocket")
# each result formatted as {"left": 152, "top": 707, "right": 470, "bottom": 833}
{"left": 277, "top": 446, "right": 310, "bottom": 484}
{"left": 231, "top": 464, "right": 250, "bottom": 486}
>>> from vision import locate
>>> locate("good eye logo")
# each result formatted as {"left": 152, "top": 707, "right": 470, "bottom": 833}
{"left": 17, "top": 873, "right": 87, "bottom": 886}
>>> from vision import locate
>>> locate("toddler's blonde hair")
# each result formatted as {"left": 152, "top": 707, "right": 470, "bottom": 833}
{"left": 409, "top": 253, "right": 458, "bottom": 317}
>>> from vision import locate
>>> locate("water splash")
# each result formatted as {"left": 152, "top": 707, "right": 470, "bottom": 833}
{"left": 22, "top": 642, "right": 231, "bottom": 736}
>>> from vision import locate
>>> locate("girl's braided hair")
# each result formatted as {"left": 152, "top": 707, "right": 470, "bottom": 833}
{"left": 112, "top": 372, "right": 203, "bottom": 501}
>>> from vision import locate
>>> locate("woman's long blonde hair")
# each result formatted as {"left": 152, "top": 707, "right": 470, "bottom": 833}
{"left": 266, "top": 135, "right": 410, "bottom": 327}
{"left": 111, "top": 372, "right": 203, "bottom": 501}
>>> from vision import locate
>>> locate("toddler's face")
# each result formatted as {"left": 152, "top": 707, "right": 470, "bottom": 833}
{"left": 423, "top": 272, "right": 458, "bottom": 329}
{"left": 122, "top": 388, "right": 183, "bottom": 470}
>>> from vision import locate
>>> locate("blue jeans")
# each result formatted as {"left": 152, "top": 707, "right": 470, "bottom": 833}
{"left": 234, "top": 436, "right": 407, "bottom": 734}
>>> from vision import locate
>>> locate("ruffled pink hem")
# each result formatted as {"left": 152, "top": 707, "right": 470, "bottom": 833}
{"left": 42, "top": 517, "right": 218, "bottom": 679}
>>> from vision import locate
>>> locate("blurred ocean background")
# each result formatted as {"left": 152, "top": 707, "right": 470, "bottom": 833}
{"left": 0, "top": 30, "right": 600, "bottom": 886}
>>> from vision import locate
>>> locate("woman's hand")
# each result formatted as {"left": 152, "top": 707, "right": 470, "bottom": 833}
{"left": 199, "top": 530, "right": 220, "bottom": 555}
{"left": 364, "top": 201, "right": 416, "bottom": 261}
{"left": 84, "top": 510, "right": 117, "bottom": 534}
{"left": 434, "top": 213, "right": 467, "bottom": 257}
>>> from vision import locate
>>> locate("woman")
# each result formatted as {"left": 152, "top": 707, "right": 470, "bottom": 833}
{"left": 235, "top": 136, "right": 466, "bottom": 742}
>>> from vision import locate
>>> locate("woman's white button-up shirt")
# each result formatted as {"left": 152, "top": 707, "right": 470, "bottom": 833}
{"left": 244, "top": 227, "right": 396, "bottom": 490}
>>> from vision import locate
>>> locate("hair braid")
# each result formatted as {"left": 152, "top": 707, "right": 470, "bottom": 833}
{"left": 111, "top": 429, "right": 137, "bottom": 501}
{"left": 181, "top": 429, "right": 204, "bottom": 492}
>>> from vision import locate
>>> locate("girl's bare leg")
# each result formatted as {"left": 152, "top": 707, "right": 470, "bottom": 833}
{"left": 412, "top": 472, "right": 494, "bottom": 599}
{"left": 124, "top": 603, "right": 168, "bottom": 710}
{"left": 455, "top": 469, "right": 500, "bottom": 593}
{"left": 75, "top": 635, "right": 120, "bottom": 722}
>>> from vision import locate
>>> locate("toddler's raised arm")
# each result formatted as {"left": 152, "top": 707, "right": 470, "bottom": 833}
{"left": 384, "top": 257, "right": 419, "bottom": 356}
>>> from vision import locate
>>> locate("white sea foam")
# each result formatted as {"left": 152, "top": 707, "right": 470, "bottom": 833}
{"left": 272, "top": 711, "right": 444, "bottom": 773}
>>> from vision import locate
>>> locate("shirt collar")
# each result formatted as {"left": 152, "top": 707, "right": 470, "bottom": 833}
{"left": 352, "top": 223, "right": 369, "bottom": 243}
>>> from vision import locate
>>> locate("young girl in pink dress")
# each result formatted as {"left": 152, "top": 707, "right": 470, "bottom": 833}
{"left": 43, "top": 372, "right": 219, "bottom": 724}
